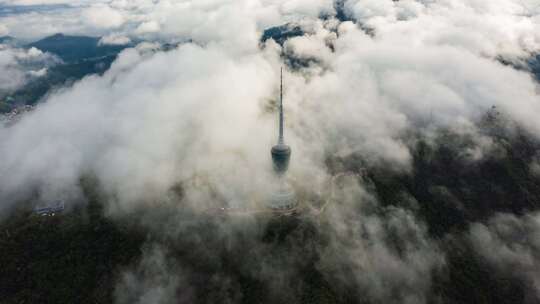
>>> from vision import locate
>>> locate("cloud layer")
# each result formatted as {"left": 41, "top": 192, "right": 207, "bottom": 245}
{"left": 1, "top": 0, "right": 540, "bottom": 303}
{"left": 0, "top": 43, "right": 57, "bottom": 93}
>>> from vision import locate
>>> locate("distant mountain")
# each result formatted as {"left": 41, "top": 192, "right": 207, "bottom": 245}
{"left": 334, "top": 0, "right": 350, "bottom": 22}
{"left": 28, "top": 33, "right": 128, "bottom": 63}
{"left": 530, "top": 54, "right": 540, "bottom": 82}
{"left": 261, "top": 24, "right": 304, "bottom": 45}
{"left": 5, "top": 55, "right": 118, "bottom": 110}
{"left": 0, "top": 34, "right": 132, "bottom": 112}
{"left": 0, "top": 36, "right": 16, "bottom": 45}
{"left": 0, "top": 34, "right": 186, "bottom": 112}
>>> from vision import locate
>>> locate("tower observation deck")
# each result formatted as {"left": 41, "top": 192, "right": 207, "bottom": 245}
{"left": 269, "top": 68, "right": 296, "bottom": 210}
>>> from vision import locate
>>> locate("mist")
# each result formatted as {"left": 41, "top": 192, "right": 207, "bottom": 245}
{"left": 1, "top": 0, "right": 540, "bottom": 303}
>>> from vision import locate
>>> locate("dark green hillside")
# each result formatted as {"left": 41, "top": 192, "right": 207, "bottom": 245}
{"left": 329, "top": 126, "right": 540, "bottom": 237}
{"left": 0, "top": 34, "right": 130, "bottom": 112}
{"left": 0, "top": 36, "right": 15, "bottom": 44}
{"left": 261, "top": 24, "right": 304, "bottom": 46}
{"left": 2, "top": 115, "right": 540, "bottom": 303}
{"left": 0, "top": 180, "right": 145, "bottom": 304}
{"left": 29, "top": 33, "right": 128, "bottom": 63}
{"left": 6, "top": 54, "right": 118, "bottom": 108}
{"left": 530, "top": 54, "right": 540, "bottom": 82}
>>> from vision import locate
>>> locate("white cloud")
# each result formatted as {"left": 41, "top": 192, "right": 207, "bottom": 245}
{"left": 0, "top": 23, "right": 9, "bottom": 36}
{"left": 115, "top": 245, "right": 190, "bottom": 304}
{"left": 318, "top": 176, "right": 444, "bottom": 303}
{"left": 0, "top": 44, "right": 56, "bottom": 92}
{"left": 0, "top": 0, "right": 335, "bottom": 43}
{"left": 28, "top": 67, "right": 47, "bottom": 77}
{"left": 275, "top": 19, "right": 540, "bottom": 169}
{"left": 134, "top": 21, "right": 160, "bottom": 35}
{"left": 19, "top": 46, "right": 43, "bottom": 58}
{"left": 99, "top": 33, "right": 131, "bottom": 46}
{"left": 344, "top": 0, "right": 540, "bottom": 58}
{"left": 0, "top": 0, "right": 539, "bottom": 210}
{"left": 0, "top": 0, "right": 106, "bottom": 5}
{"left": 0, "top": 48, "right": 26, "bottom": 91}
{"left": 82, "top": 4, "right": 125, "bottom": 29}
{"left": 0, "top": 43, "right": 280, "bottom": 211}
{"left": 470, "top": 212, "right": 540, "bottom": 300}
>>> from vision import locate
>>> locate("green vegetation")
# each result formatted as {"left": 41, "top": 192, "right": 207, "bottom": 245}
{"left": 1, "top": 114, "right": 540, "bottom": 303}
{"left": 29, "top": 34, "right": 127, "bottom": 63}
{"left": 0, "top": 180, "right": 145, "bottom": 304}
{"left": 5, "top": 54, "right": 118, "bottom": 109}
{"left": 0, "top": 34, "right": 130, "bottom": 112}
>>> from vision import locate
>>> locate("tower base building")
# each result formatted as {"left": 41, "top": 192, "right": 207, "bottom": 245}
{"left": 269, "top": 178, "right": 297, "bottom": 210}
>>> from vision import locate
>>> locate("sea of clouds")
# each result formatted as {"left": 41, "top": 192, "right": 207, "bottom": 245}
{"left": 1, "top": 0, "right": 540, "bottom": 303}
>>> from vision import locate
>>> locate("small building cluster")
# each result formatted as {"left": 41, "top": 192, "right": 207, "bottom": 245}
{"left": 34, "top": 200, "right": 65, "bottom": 216}
{"left": 2, "top": 104, "right": 34, "bottom": 126}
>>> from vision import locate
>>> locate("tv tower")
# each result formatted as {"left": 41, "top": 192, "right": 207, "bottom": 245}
{"left": 269, "top": 68, "right": 296, "bottom": 210}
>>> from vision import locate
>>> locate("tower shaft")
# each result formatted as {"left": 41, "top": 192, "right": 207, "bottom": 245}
{"left": 279, "top": 67, "right": 284, "bottom": 145}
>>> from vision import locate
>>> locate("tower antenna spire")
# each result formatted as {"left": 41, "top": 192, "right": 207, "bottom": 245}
{"left": 279, "top": 67, "right": 284, "bottom": 145}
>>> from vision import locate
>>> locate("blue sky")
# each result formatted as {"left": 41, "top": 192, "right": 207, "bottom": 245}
{"left": 0, "top": 4, "right": 73, "bottom": 17}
